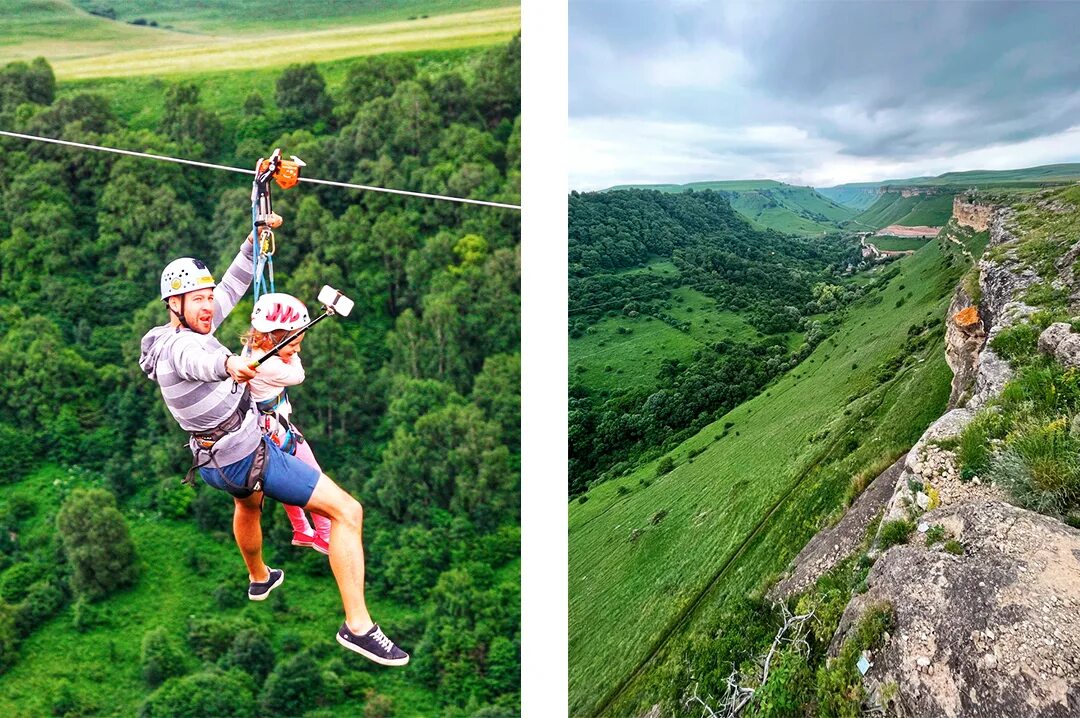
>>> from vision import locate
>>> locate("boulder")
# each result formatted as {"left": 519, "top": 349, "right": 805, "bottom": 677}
{"left": 1038, "top": 322, "right": 1080, "bottom": 369}
{"left": 834, "top": 501, "right": 1080, "bottom": 717}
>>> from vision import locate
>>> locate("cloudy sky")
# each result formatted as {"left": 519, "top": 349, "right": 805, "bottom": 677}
{"left": 569, "top": 1, "right": 1080, "bottom": 190}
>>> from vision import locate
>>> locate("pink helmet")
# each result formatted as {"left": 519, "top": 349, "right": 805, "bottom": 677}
{"left": 251, "top": 293, "right": 309, "bottom": 332}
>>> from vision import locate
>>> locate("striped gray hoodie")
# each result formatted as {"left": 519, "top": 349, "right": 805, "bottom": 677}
{"left": 139, "top": 240, "right": 260, "bottom": 466}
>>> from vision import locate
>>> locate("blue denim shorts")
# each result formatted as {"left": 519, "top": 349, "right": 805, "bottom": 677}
{"left": 200, "top": 435, "right": 321, "bottom": 506}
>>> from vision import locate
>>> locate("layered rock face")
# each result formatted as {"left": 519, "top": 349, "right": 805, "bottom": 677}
{"left": 836, "top": 502, "right": 1080, "bottom": 718}
{"left": 944, "top": 207, "right": 1039, "bottom": 411}
{"left": 781, "top": 200, "right": 1080, "bottom": 717}
{"left": 954, "top": 197, "right": 993, "bottom": 232}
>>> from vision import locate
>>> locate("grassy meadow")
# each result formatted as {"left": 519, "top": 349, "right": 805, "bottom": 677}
{"left": 569, "top": 262, "right": 765, "bottom": 393}
{"left": 0, "top": 2, "right": 518, "bottom": 79}
{"left": 873, "top": 236, "right": 930, "bottom": 252}
{"left": 568, "top": 227, "right": 984, "bottom": 717}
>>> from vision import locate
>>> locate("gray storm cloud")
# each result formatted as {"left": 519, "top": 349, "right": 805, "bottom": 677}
{"left": 570, "top": 0, "right": 1080, "bottom": 187}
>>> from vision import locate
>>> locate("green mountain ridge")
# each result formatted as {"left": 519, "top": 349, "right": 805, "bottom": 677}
{"left": 603, "top": 180, "right": 855, "bottom": 235}
{"left": 818, "top": 162, "right": 1080, "bottom": 209}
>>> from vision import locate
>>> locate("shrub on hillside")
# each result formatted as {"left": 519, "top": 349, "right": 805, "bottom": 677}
{"left": 877, "top": 520, "right": 914, "bottom": 550}
{"left": 141, "top": 626, "right": 189, "bottom": 687}
{"left": 56, "top": 488, "right": 138, "bottom": 601}
{"left": 262, "top": 650, "right": 325, "bottom": 716}
{"left": 191, "top": 487, "right": 233, "bottom": 533}
{"left": 815, "top": 603, "right": 893, "bottom": 718}
{"left": 989, "top": 418, "right": 1080, "bottom": 517}
{"left": 0, "top": 424, "right": 37, "bottom": 483}
{"left": 13, "top": 579, "right": 66, "bottom": 638}
{"left": 139, "top": 669, "right": 255, "bottom": 718}
{"left": 220, "top": 628, "right": 274, "bottom": 684}
{"left": 0, "top": 604, "right": 19, "bottom": 674}
{"left": 655, "top": 456, "right": 675, "bottom": 477}
{"left": 364, "top": 694, "right": 395, "bottom": 718}
{"left": 0, "top": 562, "right": 44, "bottom": 604}
{"left": 752, "top": 647, "right": 815, "bottom": 716}
{"left": 187, "top": 615, "right": 258, "bottom": 663}
{"left": 957, "top": 410, "right": 1006, "bottom": 479}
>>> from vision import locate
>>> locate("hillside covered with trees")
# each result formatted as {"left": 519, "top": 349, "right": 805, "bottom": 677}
{"left": 568, "top": 189, "right": 861, "bottom": 495}
{"left": 0, "top": 39, "right": 519, "bottom": 717}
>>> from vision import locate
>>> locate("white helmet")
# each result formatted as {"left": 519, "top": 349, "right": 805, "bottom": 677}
{"left": 161, "top": 257, "right": 216, "bottom": 300}
{"left": 251, "top": 293, "right": 309, "bottom": 332}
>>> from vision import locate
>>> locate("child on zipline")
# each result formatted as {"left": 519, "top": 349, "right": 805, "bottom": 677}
{"left": 244, "top": 292, "right": 331, "bottom": 554}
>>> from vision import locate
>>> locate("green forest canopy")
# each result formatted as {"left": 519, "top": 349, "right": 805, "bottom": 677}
{"left": 0, "top": 40, "right": 519, "bottom": 718}
{"left": 568, "top": 189, "right": 862, "bottom": 495}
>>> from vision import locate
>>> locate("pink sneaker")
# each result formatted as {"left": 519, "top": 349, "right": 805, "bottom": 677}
{"left": 291, "top": 531, "right": 315, "bottom": 547}
{"left": 312, "top": 535, "right": 330, "bottom": 555}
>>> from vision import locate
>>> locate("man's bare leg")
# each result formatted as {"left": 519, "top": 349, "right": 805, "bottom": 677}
{"left": 233, "top": 492, "right": 269, "bottom": 582}
{"left": 304, "top": 474, "right": 372, "bottom": 632}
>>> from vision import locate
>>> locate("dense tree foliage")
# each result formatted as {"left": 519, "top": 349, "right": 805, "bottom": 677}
{"left": 568, "top": 190, "right": 861, "bottom": 494}
{"left": 0, "top": 42, "right": 519, "bottom": 715}
{"left": 56, "top": 488, "right": 138, "bottom": 601}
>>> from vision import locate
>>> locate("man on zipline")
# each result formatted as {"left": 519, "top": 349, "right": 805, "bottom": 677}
{"left": 138, "top": 232, "right": 408, "bottom": 667}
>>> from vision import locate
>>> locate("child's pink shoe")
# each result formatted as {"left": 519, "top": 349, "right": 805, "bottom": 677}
{"left": 291, "top": 531, "right": 315, "bottom": 547}
{"left": 312, "top": 535, "right": 330, "bottom": 555}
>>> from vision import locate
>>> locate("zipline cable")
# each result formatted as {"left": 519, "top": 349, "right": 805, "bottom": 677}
{"left": 0, "top": 129, "right": 522, "bottom": 211}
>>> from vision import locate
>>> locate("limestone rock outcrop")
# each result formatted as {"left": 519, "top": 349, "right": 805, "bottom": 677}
{"left": 835, "top": 501, "right": 1080, "bottom": 718}
{"left": 1038, "top": 322, "right": 1080, "bottom": 368}
{"left": 953, "top": 196, "right": 993, "bottom": 232}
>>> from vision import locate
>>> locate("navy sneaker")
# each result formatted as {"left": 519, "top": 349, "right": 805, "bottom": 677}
{"left": 336, "top": 622, "right": 409, "bottom": 666}
{"left": 248, "top": 567, "right": 284, "bottom": 601}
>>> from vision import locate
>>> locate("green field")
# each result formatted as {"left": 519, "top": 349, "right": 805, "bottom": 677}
{"left": 607, "top": 180, "right": 855, "bottom": 235}
{"left": 873, "top": 236, "right": 930, "bottom": 252}
{"left": 0, "top": 2, "right": 519, "bottom": 78}
{"left": 58, "top": 46, "right": 478, "bottom": 131}
{"left": 73, "top": 0, "right": 514, "bottom": 33}
{"left": 568, "top": 228, "right": 982, "bottom": 717}
{"left": 570, "top": 290, "right": 761, "bottom": 393}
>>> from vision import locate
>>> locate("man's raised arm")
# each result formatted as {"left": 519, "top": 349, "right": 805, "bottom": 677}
{"left": 212, "top": 234, "right": 255, "bottom": 331}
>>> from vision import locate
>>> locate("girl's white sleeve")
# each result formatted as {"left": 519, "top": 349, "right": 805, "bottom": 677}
{"left": 255, "top": 354, "right": 305, "bottom": 387}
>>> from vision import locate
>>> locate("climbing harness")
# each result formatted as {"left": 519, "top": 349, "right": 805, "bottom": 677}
{"left": 251, "top": 149, "right": 306, "bottom": 302}
{"left": 256, "top": 391, "right": 305, "bottom": 455}
{"left": 183, "top": 386, "right": 268, "bottom": 498}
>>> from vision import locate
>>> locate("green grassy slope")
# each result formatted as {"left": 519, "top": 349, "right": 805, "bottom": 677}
{"left": 607, "top": 181, "right": 855, "bottom": 234}
{"left": 815, "top": 182, "right": 882, "bottom": 210}
{"left": 569, "top": 265, "right": 763, "bottom": 394}
{"left": 0, "top": 466, "right": 441, "bottom": 717}
{"left": 853, "top": 191, "right": 955, "bottom": 230}
{"left": 0, "top": 1, "right": 519, "bottom": 78}
{"left": 568, "top": 228, "right": 983, "bottom": 717}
